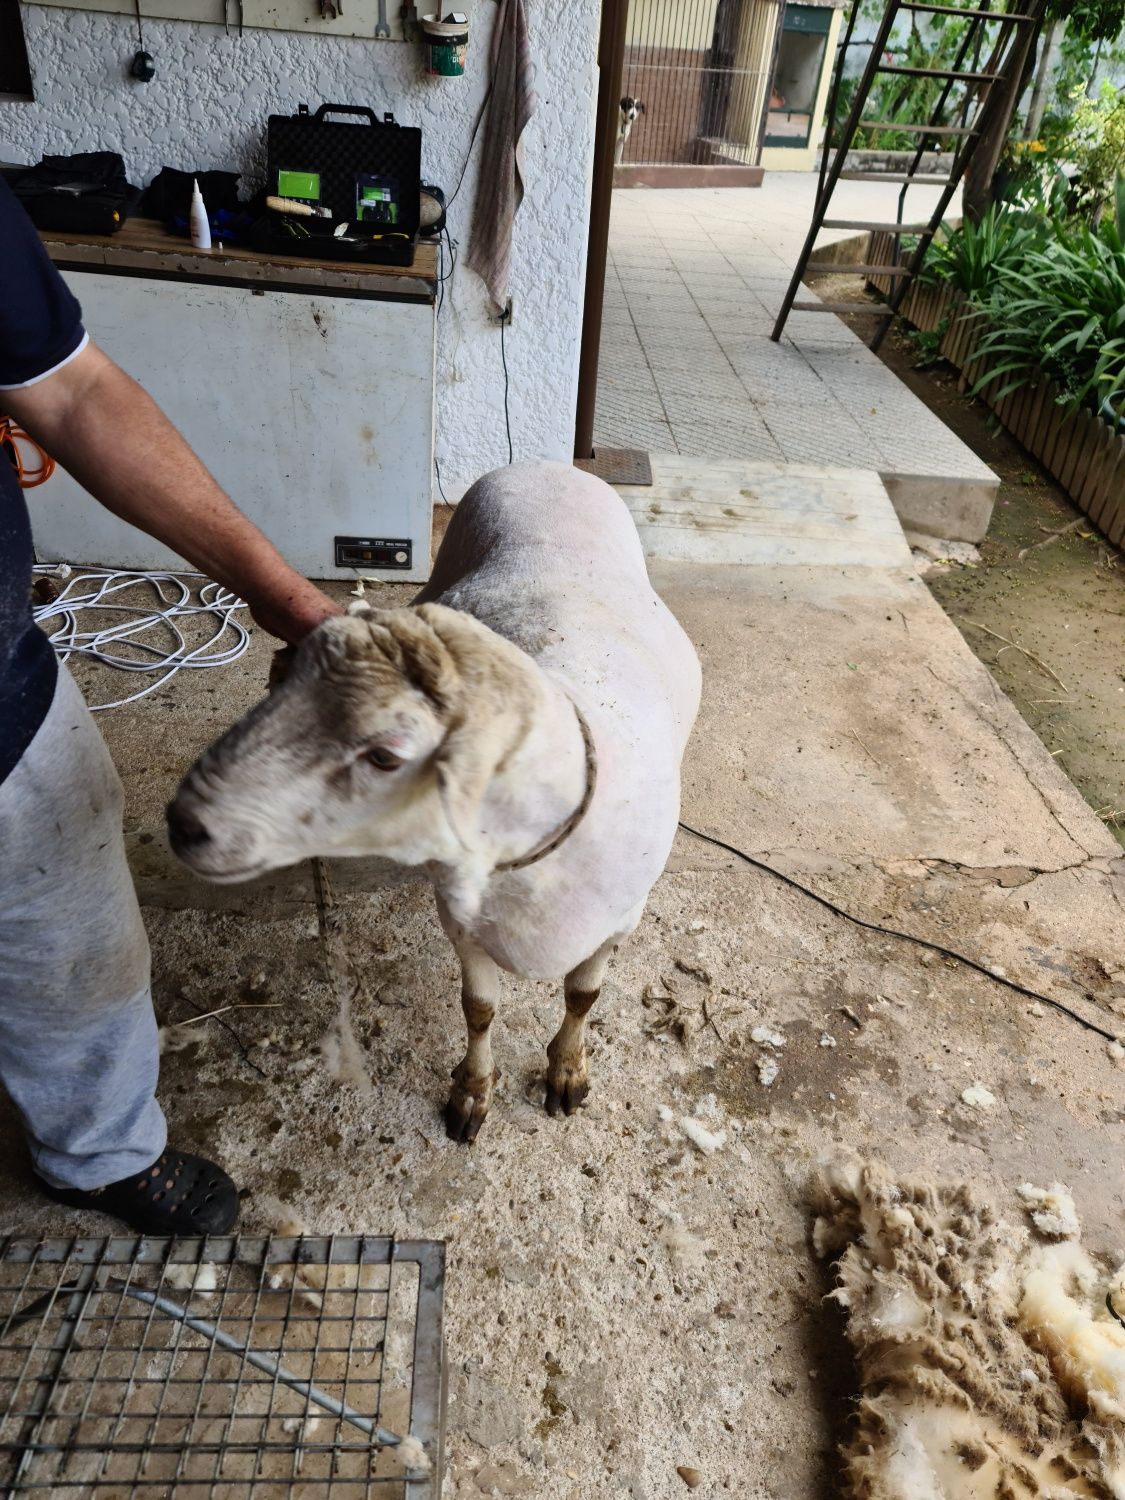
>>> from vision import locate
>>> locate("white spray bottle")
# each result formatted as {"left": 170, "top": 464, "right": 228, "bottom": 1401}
{"left": 189, "top": 178, "right": 212, "bottom": 251}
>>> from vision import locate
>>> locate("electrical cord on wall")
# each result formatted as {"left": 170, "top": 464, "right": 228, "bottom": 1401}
{"left": 678, "top": 822, "right": 1124, "bottom": 1046}
{"left": 433, "top": 69, "right": 514, "bottom": 486}
{"left": 434, "top": 455, "right": 449, "bottom": 504}
{"left": 446, "top": 81, "right": 493, "bottom": 210}
{"left": 436, "top": 225, "right": 457, "bottom": 318}
{"left": 499, "top": 309, "right": 513, "bottom": 465}
{"left": 433, "top": 229, "right": 458, "bottom": 499}
{"left": 32, "top": 567, "right": 250, "bottom": 711}
{"left": 435, "top": 230, "right": 513, "bottom": 476}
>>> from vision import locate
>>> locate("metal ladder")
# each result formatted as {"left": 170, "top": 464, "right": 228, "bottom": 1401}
{"left": 771, "top": 0, "right": 1044, "bottom": 351}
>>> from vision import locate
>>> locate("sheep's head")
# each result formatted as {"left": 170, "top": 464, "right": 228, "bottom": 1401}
{"left": 167, "top": 603, "right": 534, "bottom": 888}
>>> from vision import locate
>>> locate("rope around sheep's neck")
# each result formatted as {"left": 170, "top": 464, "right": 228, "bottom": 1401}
{"left": 494, "top": 703, "right": 598, "bottom": 873}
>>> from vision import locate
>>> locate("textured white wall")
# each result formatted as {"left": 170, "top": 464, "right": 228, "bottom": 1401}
{"left": 1, "top": 5, "right": 599, "bottom": 491}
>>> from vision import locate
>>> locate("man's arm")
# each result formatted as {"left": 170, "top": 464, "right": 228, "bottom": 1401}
{"left": 5, "top": 341, "right": 340, "bottom": 643}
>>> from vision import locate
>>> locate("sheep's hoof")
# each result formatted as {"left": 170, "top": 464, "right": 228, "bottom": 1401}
{"left": 544, "top": 1070, "right": 589, "bottom": 1118}
{"left": 443, "top": 1069, "right": 497, "bottom": 1143}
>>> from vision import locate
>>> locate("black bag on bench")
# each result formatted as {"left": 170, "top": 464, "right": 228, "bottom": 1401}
{"left": 11, "top": 151, "right": 135, "bottom": 236}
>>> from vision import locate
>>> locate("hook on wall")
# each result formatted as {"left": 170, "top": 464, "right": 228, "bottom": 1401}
{"left": 128, "top": 0, "right": 154, "bottom": 80}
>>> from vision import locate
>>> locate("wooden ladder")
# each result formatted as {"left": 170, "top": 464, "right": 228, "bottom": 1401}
{"left": 771, "top": 0, "right": 1044, "bottom": 351}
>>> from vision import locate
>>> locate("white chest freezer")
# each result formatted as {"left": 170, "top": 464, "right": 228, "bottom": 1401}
{"left": 30, "top": 223, "right": 437, "bottom": 583}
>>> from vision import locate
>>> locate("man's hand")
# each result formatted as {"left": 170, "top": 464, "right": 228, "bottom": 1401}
{"left": 5, "top": 341, "right": 342, "bottom": 644}
{"left": 250, "top": 594, "right": 335, "bottom": 646}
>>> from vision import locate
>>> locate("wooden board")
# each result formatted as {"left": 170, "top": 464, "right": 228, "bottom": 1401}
{"left": 616, "top": 454, "right": 913, "bottom": 570}
{"left": 41, "top": 218, "right": 438, "bottom": 303}
{"left": 30, "top": 0, "right": 410, "bottom": 44}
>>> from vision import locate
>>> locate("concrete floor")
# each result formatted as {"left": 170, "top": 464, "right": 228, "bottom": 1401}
{"left": 2, "top": 547, "right": 1122, "bottom": 1498}
{"left": 594, "top": 177, "right": 999, "bottom": 541}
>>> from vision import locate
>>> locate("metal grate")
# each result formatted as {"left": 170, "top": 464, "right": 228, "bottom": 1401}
{"left": 0, "top": 1235, "right": 445, "bottom": 1497}
{"left": 575, "top": 447, "right": 654, "bottom": 486}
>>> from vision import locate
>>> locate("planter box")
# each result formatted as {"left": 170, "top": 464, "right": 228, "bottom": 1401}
{"left": 866, "top": 232, "right": 1125, "bottom": 547}
{"left": 842, "top": 147, "right": 947, "bottom": 175}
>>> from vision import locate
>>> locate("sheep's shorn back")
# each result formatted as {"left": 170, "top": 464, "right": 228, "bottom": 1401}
{"left": 416, "top": 459, "right": 700, "bottom": 758}
{"left": 812, "top": 1159, "right": 1125, "bottom": 1498}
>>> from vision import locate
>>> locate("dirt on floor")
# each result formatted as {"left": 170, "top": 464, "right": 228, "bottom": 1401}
{"left": 5, "top": 506, "right": 1125, "bottom": 1498}
{"left": 7, "top": 553, "right": 1121, "bottom": 1500}
{"left": 809, "top": 269, "right": 1125, "bottom": 848}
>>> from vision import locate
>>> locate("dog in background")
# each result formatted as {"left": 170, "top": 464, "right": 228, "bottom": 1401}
{"left": 615, "top": 96, "right": 645, "bottom": 163}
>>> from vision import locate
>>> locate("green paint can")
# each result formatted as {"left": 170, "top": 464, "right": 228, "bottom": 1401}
{"left": 422, "top": 14, "right": 468, "bottom": 76}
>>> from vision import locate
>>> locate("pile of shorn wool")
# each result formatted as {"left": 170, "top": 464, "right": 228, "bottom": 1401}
{"left": 812, "top": 1160, "right": 1125, "bottom": 1498}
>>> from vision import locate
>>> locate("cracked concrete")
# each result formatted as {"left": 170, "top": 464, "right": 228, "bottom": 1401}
{"left": 0, "top": 560, "right": 1122, "bottom": 1498}
{"left": 921, "top": 855, "right": 1122, "bottom": 888}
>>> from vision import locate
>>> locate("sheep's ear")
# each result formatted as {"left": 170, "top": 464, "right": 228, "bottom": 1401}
{"left": 369, "top": 609, "right": 459, "bottom": 710}
{"left": 416, "top": 605, "right": 534, "bottom": 854}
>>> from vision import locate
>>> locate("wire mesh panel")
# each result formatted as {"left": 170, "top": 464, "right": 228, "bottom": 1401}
{"left": 620, "top": 0, "right": 782, "bottom": 166}
{"left": 0, "top": 1236, "right": 445, "bottom": 1498}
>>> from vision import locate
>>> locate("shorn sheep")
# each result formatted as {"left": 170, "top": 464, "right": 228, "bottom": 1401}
{"left": 812, "top": 1158, "right": 1125, "bottom": 1498}
{"left": 168, "top": 461, "right": 701, "bottom": 1140}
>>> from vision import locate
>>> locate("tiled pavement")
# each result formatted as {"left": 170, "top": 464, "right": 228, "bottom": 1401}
{"left": 594, "top": 176, "right": 997, "bottom": 535}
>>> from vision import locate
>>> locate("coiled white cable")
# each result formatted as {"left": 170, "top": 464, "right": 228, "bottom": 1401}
{"left": 32, "top": 567, "right": 251, "bottom": 712}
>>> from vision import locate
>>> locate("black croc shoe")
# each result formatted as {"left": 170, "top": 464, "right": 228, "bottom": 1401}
{"left": 40, "top": 1148, "right": 240, "bottom": 1235}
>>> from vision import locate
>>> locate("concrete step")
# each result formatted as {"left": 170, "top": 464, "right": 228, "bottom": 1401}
{"left": 617, "top": 455, "right": 914, "bottom": 570}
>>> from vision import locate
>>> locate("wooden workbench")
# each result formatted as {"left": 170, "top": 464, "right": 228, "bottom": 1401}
{"left": 41, "top": 217, "right": 439, "bottom": 303}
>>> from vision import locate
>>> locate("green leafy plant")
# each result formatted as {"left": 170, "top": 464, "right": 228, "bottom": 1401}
{"left": 1048, "top": 0, "right": 1125, "bottom": 45}
{"left": 1059, "top": 83, "right": 1125, "bottom": 224}
{"left": 995, "top": 134, "right": 1071, "bottom": 215}
{"left": 908, "top": 324, "right": 947, "bottom": 366}
{"left": 918, "top": 207, "right": 1043, "bottom": 297}
{"left": 971, "top": 218, "right": 1125, "bottom": 423}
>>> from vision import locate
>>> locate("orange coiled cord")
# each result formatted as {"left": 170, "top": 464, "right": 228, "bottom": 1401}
{"left": 0, "top": 414, "right": 56, "bottom": 487}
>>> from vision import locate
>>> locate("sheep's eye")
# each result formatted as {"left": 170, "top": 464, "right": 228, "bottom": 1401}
{"left": 365, "top": 745, "right": 403, "bottom": 772}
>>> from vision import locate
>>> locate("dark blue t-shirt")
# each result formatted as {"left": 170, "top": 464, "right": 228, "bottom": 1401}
{"left": 1, "top": 179, "right": 87, "bottom": 783}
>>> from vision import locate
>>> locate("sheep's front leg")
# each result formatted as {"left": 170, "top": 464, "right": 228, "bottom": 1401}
{"left": 444, "top": 940, "right": 500, "bottom": 1143}
{"left": 545, "top": 935, "right": 620, "bottom": 1117}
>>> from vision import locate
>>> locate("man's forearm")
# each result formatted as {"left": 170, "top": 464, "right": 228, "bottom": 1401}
{"left": 7, "top": 342, "right": 339, "bottom": 642}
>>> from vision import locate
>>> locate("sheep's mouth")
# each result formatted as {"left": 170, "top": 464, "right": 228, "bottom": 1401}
{"left": 198, "top": 863, "right": 269, "bottom": 884}
{"left": 174, "top": 852, "right": 272, "bottom": 883}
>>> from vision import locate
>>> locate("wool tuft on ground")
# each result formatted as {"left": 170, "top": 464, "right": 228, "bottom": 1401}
{"left": 812, "top": 1158, "right": 1125, "bottom": 1497}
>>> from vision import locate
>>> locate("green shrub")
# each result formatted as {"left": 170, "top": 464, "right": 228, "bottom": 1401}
{"left": 918, "top": 207, "right": 1042, "bottom": 297}
{"left": 971, "top": 218, "right": 1125, "bottom": 421}
{"left": 1057, "top": 82, "right": 1125, "bottom": 225}
{"left": 995, "top": 136, "right": 1071, "bottom": 216}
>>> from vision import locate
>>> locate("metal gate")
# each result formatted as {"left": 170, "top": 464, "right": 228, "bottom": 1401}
{"left": 618, "top": 0, "right": 782, "bottom": 167}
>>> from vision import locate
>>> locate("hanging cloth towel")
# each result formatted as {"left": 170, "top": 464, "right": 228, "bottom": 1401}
{"left": 465, "top": 0, "right": 535, "bottom": 314}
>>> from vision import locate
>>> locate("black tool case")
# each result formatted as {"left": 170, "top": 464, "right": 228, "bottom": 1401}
{"left": 251, "top": 103, "right": 422, "bottom": 266}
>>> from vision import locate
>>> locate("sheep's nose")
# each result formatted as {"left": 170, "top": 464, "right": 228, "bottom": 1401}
{"left": 167, "top": 802, "right": 212, "bottom": 852}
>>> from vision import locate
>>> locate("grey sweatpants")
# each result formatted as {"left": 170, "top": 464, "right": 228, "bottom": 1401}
{"left": 0, "top": 664, "right": 166, "bottom": 1189}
